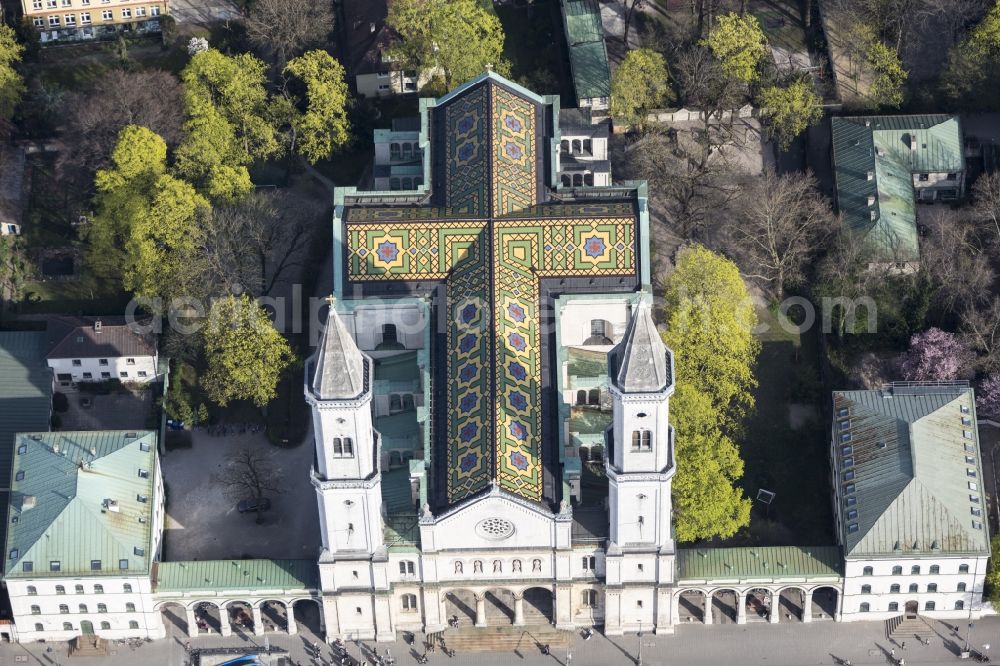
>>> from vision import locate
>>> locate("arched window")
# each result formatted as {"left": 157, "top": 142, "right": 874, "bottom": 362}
{"left": 532, "top": 559, "right": 542, "bottom": 572}
{"left": 401, "top": 593, "right": 418, "bottom": 611}
{"left": 31, "top": 605, "right": 40, "bottom": 615}
{"left": 454, "top": 561, "right": 463, "bottom": 574}
{"left": 402, "top": 143, "right": 413, "bottom": 159}
{"left": 123, "top": 584, "right": 132, "bottom": 593}
{"left": 572, "top": 139, "right": 582, "bottom": 154}
{"left": 401, "top": 177, "right": 412, "bottom": 190}
{"left": 125, "top": 603, "right": 135, "bottom": 613}
{"left": 129, "top": 620, "right": 139, "bottom": 629}
{"left": 390, "top": 143, "right": 401, "bottom": 159}
{"left": 862, "top": 567, "right": 873, "bottom": 576}
{"left": 892, "top": 566, "right": 902, "bottom": 575}
{"left": 911, "top": 565, "right": 920, "bottom": 575}
{"left": 908, "top": 583, "right": 918, "bottom": 593}
{"left": 927, "top": 583, "right": 937, "bottom": 593}
{"left": 859, "top": 602, "right": 870, "bottom": 612}
{"left": 512, "top": 559, "right": 522, "bottom": 572}
{"left": 59, "top": 604, "right": 69, "bottom": 614}
{"left": 561, "top": 174, "right": 571, "bottom": 187}
{"left": 584, "top": 173, "right": 594, "bottom": 187}
{"left": 98, "top": 604, "right": 107, "bottom": 613}
{"left": 576, "top": 390, "right": 587, "bottom": 405}
{"left": 590, "top": 445, "right": 604, "bottom": 462}
{"left": 100, "top": 621, "right": 111, "bottom": 630}
{"left": 390, "top": 394, "right": 403, "bottom": 412}
{"left": 390, "top": 177, "right": 401, "bottom": 191}
{"left": 586, "top": 319, "right": 612, "bottom": 345}
{"left": 579, "top": 446, "right": 590, "bottom": 461}
{"left": 473, "top": 560, "right": 483, "bottom": 573}
{"left": 890, "top": 584, "right": 900, "bottom": 593}
{"left": 493, "top": 560, "right": 502, "bottom": 573}
{"left": 588, "top": 389, "right": 600, "bottom": 405}
{"left": 75, "top": 584, "right": 84, "bottom": 594}
{"left": 343, "top": 438, "right": 354, "bottom": 456}
{"left": 955, "top": 600, "right": 965, "bottom": 610}
{"left": 402, "top": 394, "right": 415, "bottom": 411}
{"left": 582, "top": 589, "right": 597, "bottom": 607}
{"left": 583, "top": 139, "right": 592, "bottom": 154}
{"left": 631, "top": 431, "right": 641, "bottom": 451}
{"left": 34, "top": 623, "right": 43, "bottom": 632}
{"left": 959, "top": 564, "right": 970, "bottom": 574}
{"left": 63, "top": 622, "right": 73, "bottom": 631}
{"left": 641, "top": 431, "right": 652, "bottom": 450}
{"left": 958, "top": 582, "right": 967, "bottom": 592}
{"left": 924, "top": 601, "right": 935, "bottom": 611}
{"left": 79, "top": 604, "right": 88, "bottom": 613}
{"left": 560, "top": 139, "right": 569, "bottom": 154}
{"left": 27, "top": 585, "right": 36, "bottom": 596}
{"left": 399, "top": 560, "right": 415, "bottom": 575}
{"left": 888, "top": 602, "right": 898, "bottom": 612}
{"left": 389, "top": 450, "right": 403, "bottom": 468}
{"left": 573, "top": 173, "right": 583, "bottom": 187}
{"left": 94, "top": 584, "right": 103, "bottom": 594}
{"left": 929, "top": 565, "right": 940, "bottom": 575}
{"left": 56, "top": 585, "right": 65, "bottom": 595}
{"left": 861, "top": 585, "right": 871, "bottom": 594}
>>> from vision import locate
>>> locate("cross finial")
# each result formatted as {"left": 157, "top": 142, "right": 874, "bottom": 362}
{"left": 325, "top": 294, "right": 337, "bottom": 307}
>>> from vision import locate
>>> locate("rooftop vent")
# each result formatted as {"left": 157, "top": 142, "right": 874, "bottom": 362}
{"left": 89, "top": 447, "right": 96, "bottom": 457}
{"left": 94, "top": 320, "right": 102, "bottom": 333}
{"left": 103, "top": 499, "right": 120, "bottom": 513}
{"left": 868, "top": 195, "right": 876, "bottom": 206}
{"left": 866, "top": 171, "right": 874, "bottom": 181}
{"left": 870, "top": 210, "right": 877, "bottom": 222}
{"left": 22, "top": 495, "right": 36, "bottom": 510}
{"left": 52, "top": 443, "right": 60, "bottom": 455}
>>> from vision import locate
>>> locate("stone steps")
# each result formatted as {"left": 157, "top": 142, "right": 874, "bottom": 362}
{"left": 886, "top": 615, "right": 935, "bottom": 643}
{"left": 432, "top": 625, "right": 572, "bottom": 654}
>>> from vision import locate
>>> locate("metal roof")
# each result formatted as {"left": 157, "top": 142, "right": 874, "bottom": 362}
{"left": 832, "top": 383, "right": 990, "bottom": 558}
{"left": 561, "top": 0, "right": 611, "bottom": 102}
{"left": 4, "top": 430, "right": 158, "bottom": 578}
{"left": 155, "top": 559, "right": 318, "bottom": 593}
{"left": 831, "top": 115, "right": 962, "bottom": 263}
{"left": 677, "top": 546, "right": 842, "bottom": 581}
{"left": 0, "top": 332, "right": 52, "bottom": 574}
{"left": 312, "top": 306, "right": 368, "bottom": 400}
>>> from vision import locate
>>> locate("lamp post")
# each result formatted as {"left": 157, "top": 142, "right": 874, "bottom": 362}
{"left": 963, "top": 557, "right": 980, "bottom": 654}
{"left": 637, "top": 621, "right": 643, "bottom": 666}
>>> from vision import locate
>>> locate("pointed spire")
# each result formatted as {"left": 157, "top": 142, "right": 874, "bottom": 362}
{"left": 614, "top": 302, "right": 669, "bottom": 393}
{"left": 312, "top": 298, "right": 366, "bottom": 400}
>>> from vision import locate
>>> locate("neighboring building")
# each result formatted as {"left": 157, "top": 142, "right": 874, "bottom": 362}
{"left": 343, "top": 0, "right": 421, "bottom": 98}
{"left": 3, "top": 431, "right": 166, "bottom": 642}
{"left": 831, "top": 115, "right": 965, "bottom": 266}
{"left": 560, "top": 0, "right": 611, "bottom": 112}
{"left": 831, "top": 383, "right": 991, "bottom": 623}
{"left": 45, "top": 316, "right": 158, "bottom": 385}
{"left": 22, "top": 0, "right": 167, "bottom": 44}
{"left": 373, "top": 117, "right": 425, "bottom": 191}
{"left": 557, "top": 108, "right": 611, "bottom": 187}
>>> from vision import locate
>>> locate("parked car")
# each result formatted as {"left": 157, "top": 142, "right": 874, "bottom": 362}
{"left": 237, "top": 497, "right": 271, "bottom": 513}
{"left": 166, "top": 419, "right": 185, "bottom": 430}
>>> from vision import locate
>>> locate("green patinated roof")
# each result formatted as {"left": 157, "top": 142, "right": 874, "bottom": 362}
{"left": 566, "top": 346, "right": 607, "bottom": 380}
{"left": 832, "top": 383, "right": 990, "bottom": 558}
{"left": 155, "top": 559, "right": 318, "bottom": 593}
{"left": 831, "top": 115, "right": 963, "bottom": 263}
{"left": 382, "top": 467, "right": 415, "bottom": 513}
{"left": 4, "top": 431, "right": 157, "bottom": 578}
{"left": 0, "top": 332, "right": 52, "bottom": 572}
{"left": 376, "top": 410, "right": 421, "bottom": 441}
{"left": 561, "top": 0, "right": 611, "bottom": 102}
{"left": 677, "top": 546, "right": 842, "bottom": 581}
{"left": 374, "top": 351, "right": 421, "bottom": 383}
{"left": 570, "top": 406, "right": 611, "bottom": 435}
{"left": 384, "top": 514, "right": 420, "bottom": 551}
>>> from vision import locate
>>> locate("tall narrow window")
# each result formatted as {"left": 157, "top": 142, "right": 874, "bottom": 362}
{"left": 641, "top": 431, "right": 652, "bottom": 450}
{"left": 631, "top": 431, "right": 641, "bottom": 451}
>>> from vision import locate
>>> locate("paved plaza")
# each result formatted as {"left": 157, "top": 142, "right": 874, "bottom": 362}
{"left": 2, "top": 615, "right": 996, "bottom": 666}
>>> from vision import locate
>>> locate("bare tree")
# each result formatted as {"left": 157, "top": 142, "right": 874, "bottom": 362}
{"left": 245, "top": 0, "right": 335, "bottom": 67}
{"left": 621, "top": 0, "right": 645, "bottom": 46}
{"left": 196, "top": 190, "right": 319, "bottom": 297}
{"left": 919, "top": 207, "right": 994, "bottom": 313}
{"left": 728, "top": 169, "right": 834, "bottom": 300}
{"left": 971, "top": 171, "right": 1000, "bottom": 247}
{"left": 961, "top": 296, "right": 1000, "bottom": 372}
{"left": 59, "top": 69, "right": 184, "bottom": 182}
{"left": 214, "top": 446, "right": 284, "bottom": 524}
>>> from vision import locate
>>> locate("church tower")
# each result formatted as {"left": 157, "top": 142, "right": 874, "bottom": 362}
{"left": 306, "top": 302, "right": 384, "bottom": 557}
{"left": 603, "top": 302, "right": 677, "bottom": 634}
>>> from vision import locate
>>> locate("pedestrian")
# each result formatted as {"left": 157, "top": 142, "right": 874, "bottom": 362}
{"left": 901, "top": 641, "right": 906, "bottom": 650}
{"left": 890, "top": 648, "right": 896, "bottom": 658}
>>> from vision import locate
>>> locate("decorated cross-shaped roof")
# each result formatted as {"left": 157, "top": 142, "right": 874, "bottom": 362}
{"left": 334, "top": 73, "right": 644, "bottom": 506}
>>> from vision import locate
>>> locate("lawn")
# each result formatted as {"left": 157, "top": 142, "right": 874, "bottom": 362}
{"left": 729, "top": 302, "right": 835, "bottom": 546}
{"left": 31, "top": 37, "right": 189, "bottom": 91}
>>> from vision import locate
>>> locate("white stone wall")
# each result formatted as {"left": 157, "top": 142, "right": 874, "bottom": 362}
{"left": 339, "top": 304, "right": 426, "bottom": 356}
{"left": 49, "top": 354, "right": 158, "bottom": 383}
{"left": 557, "top": 299, "right": 631, "bottom": 348}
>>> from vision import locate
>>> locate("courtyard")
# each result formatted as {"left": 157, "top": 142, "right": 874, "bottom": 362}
{"left": 160, "top": 426, "right": 320, "bottom": 561}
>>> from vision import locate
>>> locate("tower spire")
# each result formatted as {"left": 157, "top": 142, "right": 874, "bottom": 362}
{"left": 612, "top": 302, "right": 669, "bottom": 393}
{"left": 312, "top": 299, "right": 366, "bottom": 400}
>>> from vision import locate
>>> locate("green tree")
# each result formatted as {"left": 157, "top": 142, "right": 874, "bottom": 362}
{"left": 987, "top": 535, "right": 1000, "bottom": 607}
{"left": 176, "top": 49, "right": 278, "bottom": 202}
{"left": 282, "top": 50, "right": 351, "bottom": 164}
{"left": 202, "top": 294, "right": 294, "bottom": 408}
{"left": 758, "top": 77, "right": 823, "bottom": 150}
{"left": 943, "top": 1, "right": 1000, "bottom": 109}
{"left": 663, "top": 244, "right": 761, "bottom": 425}
{"left": 387, "top": 0, "right": 509, "bottom": 89}
{"left": 0, "top": 24, "right": 25, "bottom": 121}
{"left": 866, "top": 40, "right": 906, "bottom": 109}
{"left": 703, "top": 12, "right": 767, "bottom": 83}
{"left": 610, "top": 48, "right": 674, "bottom": 129}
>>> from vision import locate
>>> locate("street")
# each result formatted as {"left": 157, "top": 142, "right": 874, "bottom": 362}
{"left": 1, "top": 615, "right": 997, "bottom": 666}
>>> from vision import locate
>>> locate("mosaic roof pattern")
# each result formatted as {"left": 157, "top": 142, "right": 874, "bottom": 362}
{"left": 342, "top": 75, "right": 639, "bottom": 504}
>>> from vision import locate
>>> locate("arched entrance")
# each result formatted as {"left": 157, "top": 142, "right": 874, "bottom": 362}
{"left": 292, "top": 599, "right": 322, "bottom": 637}
{"left": 523, "top": 587, "right": 554, "bottom": 625}
{"left": 194, "top": 602, "right": 222, "bottom": 634}
{"left": 159, "top": 602, "right": 189, "bottom": 635}
{"left": 80, "top": 620, "right": 94, "bottom": 635}
{"left": 485, "top": 590, "right": 515, "bottom": 624}
{"left": 711, "top": 590, "right": 738, "bottom": 624}
{"left": 677, "top": 590, "right": 706, "bottom": 623}
{"left": 227, "top": 601, "right": 254, "bottom": 633}
{"left": 260, "top": 600, "right": 288, "bottom": 633}
{"left": 778, "top": 588, "right": 805, "bottom": 622}
{"left": 905, "top": 600, "right": 919, "bottom": 618}
{"left": 745, "top": 588, "right": 772, "bottom": 622}
{"left": 810, "top": 587, "right": 838, "bottom": 621}
{"left": 444, "top": 590, "right": 477, "bottom": 625}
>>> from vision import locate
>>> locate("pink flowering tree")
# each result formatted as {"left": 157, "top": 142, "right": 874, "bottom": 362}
{"left": 899, "top": 327, "right": 971, "bottom": 382}
{"left": 977, "top": 373, "right": 1000, "bottom": 420}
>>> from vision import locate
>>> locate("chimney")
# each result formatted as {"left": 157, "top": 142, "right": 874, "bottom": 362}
{"left": 52, "top": 443, "right": 60, "bottom": 455}
{"left": 867, "top": 195, "right": 876, "bottom": 206}
{"left": 94, "top": 320, "right": 102, "bottom": 333}
{"left": 104, "top": 499, "right": 120, "bottom": 513}
{"left": 22, "top": 495, "right": 36, "bottom": 510}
